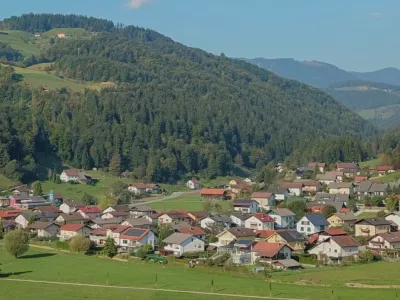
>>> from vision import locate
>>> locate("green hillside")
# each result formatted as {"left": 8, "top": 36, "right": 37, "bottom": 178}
{"left": 0, "top": 30, "right": 39, "bottom": 56}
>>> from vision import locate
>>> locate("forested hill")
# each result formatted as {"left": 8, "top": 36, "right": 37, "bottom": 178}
{"left": 0, "top": 14, "right": 376, "bottom": 183}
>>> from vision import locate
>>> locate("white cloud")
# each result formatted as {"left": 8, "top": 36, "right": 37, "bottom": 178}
{"left": 126, "top": 0, "right": 152, "bottom": 9}
{"left": 368, "top": 12, "right": 381, "bottom": 18}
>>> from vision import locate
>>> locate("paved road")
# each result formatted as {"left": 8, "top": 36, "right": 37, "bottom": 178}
{"left": 2, "top": 278, "right": 304, "bottom": 300}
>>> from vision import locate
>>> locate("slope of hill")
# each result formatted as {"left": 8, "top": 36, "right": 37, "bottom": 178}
{"left": 241, "top": 57, "right": 356, "bottom": 89}
{"left": 0, "top": 14, "right": 376, "bottom": 183}
{"left": 0, "top": 30, "right": 39, "bottom": 56}
{"left": 351, "top": 68, "right": 400, "bottom": 86}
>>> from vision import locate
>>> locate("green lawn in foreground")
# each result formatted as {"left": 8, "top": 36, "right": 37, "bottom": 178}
{"left": 0, "top": 246, "right": 400, "bottom": 300}
{"left": 0, "top": 30, "right": 40, "bottom": 56}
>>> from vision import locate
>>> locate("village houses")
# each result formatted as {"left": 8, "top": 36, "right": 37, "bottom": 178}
{"left": 244, "top": 213, "right": 275, "bottom": 231}
{"left": 328, "top": 182, "right": 355, "bottom": 195}
{"left": 267, "top": 208, "right": 296, "bottom": 229}
{"left": 163, "top": 233, "right": 205, "bottom": 257}
{"left": 296, "top": 214, "right": 329, "bottom": 235}
{"left": 308, "top": 235, "right": 360, "bottom": 262}
{"left": 233, "top": 200, "right": 259, "bottom": 213}
{"left": 186, "top": 178, "right": 200, "bottom": 190}
{"left": 354, "top": 218, "right": 391, "bottom": 237}
{"left": 27, "top": 221, "right": 59, "bottom": 238}
{"left": 60, "top": 169, "right": 92, "bottom": 184}
{"left": 327, "top": 212, "right": 357, "bottom": 228}
{"left": 368, "top": 231, "right": 400, "bottom": 254}
{"left": 216, "top": 227, "right": 257, "bottom": 246}
{"left": 58, "top": 224, "right": 91, "bottom": 241}
{"left": 250, "top": 192, "right": 275, "bottom": 210}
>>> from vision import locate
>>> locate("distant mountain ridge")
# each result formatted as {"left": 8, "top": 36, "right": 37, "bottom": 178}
{"left": 242, "top": 57, "right": 400, "bottom": 88}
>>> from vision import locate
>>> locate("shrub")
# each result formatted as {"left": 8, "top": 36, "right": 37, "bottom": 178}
{"left": 69, "top": 236, "right": 90, "bottom": 253}
{"left": 4, "top": 229, "right": 29, "bottom": 258}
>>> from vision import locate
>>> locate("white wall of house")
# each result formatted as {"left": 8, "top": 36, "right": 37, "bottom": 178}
{"left": 15, "top": 215, "right": 29, "bottom": 228}
{"left": 252, "top": 245, "right": 292, "bottom": 261}
{"left": 244, "top": 216, "right": 274, "bottom": 230}
{"left": 385, "top": 214, "right": 400, "bottom": 228}
{"left": 296, "top": 216, "right": 326, "bottom": 235}
{"left": 309, "top": 239, "right": 358, "bottom": 258}
{"left": 369, "top": 235, "right": 400, "bottom": 250}
{"left": 230, "top": 215, "right": 246, "bottom": 227}
{"left": 38, "top": 225, "right": 59, "bottom": 237}
{"left": 186, "top": 181, "right": 199, "bottom": 190}
{"left": 288, "top": 188, "right": 301, "bottom": 196}
{"left": 102, "top": 207, "right": 116, "bottom": 214}
{"left": 158, "top": 214, "right": 173, "bottom": 224}
{"left": 128, "top": 186, "right": 146, "bottom": 195}
{"left": 78, "top": 211, "right": 101, "bottom": 219}
{"left": 164, "top": 236, "right": 205, "bottom": 256}
{"left": 200, "top": 217, "right": 215, "bottom": 229}
{"left": 268, "top": 213, "right": 294, "bottom": 229}
{"left": 59, "top": 203, "right": 76, "bottom": 214}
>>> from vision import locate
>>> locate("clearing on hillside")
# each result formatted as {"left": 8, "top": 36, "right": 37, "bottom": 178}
{"left": 0, "top": 30, "right": 40, "bottom": 56}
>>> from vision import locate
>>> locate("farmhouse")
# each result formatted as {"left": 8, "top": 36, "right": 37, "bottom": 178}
{"left": 128, "top": 183, "right": 161, "bottom": 195}
{"left": 27, "top": 221, "right": 59, "bottom": 238}
{"left": 186, "top": 178, "right": 200, "bottom": 190}
{"left": 355, "top": 218, "right": 391, "bottom": 237}
{"left": 250, "top": 192, "right": 275, "bottom": 210}
{"left": 244, "top": 213, "right": 275, "bottom": 230}
{"left": 58, "top": 224, "right": 91, "bottom": 241}
{"left": 163, "top": 233, "right": 205, "bottom": 257}
{"left": 200, "top": 189, "right": 227, "bottom": 201}
{"left": 267, "top": 208, "right": 295, "bottom": 229}
{"left": 296, "top": 214, "right": 329, "bottom": 235}
{"left": 376, "top": 165, "right": 396, "bottom": 175}
{"left": 233, "top": 200, "right": 259, "bottom": 213}
{"left": 60, "top": 169, "right": 92, "bottom": 184}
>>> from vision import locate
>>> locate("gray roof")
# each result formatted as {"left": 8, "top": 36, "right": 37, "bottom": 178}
{"left": 369, "top": 183, "right": 388, "bottom": 193}
{"left": 274, "top": 259, "right": 301, "bottom": 268}
{"left": 328, "top": 182, "right": 353, "bottom": 189}
{"left": 304, "top": 214, "right": 329, "bottom": 226}
{"left": 334, "top": 212, "right": 357, "bottom": 221}
{"left": 228, "top": 227, "right": 257, "bottom": 237}
{"left": 57, "top": 213, "right": 85, "bottom": 221}
{"left": 358, "top": 181, "right": 387, "bottom": 193}
{"left": 123, "top": 218, "right": 151, "bottom": 226}
{"left": 355, "top": 218, "right": 391, "bottom": 226}
{"left": 209, "top": 214, "right": 231, "bottom": 223}
{"left": 131, "top": 205, "right": 154, "bottom": 212}
{"left": 316, "top": 174, "right": 337, "bottom": 181}
{"left": 27, "top": 221, "right": 58, "bottom": 230}
{"left": 268, "top": 208, "right": 295, "bottom": 217}
{"left": 163, "top": 232, "right": 194, "bottom": 244}
{"left": 315, "top": 193, "right": 349, "bottom": 203}
{"left": 20, "top": 211, "right": 41, "bottom": 220}
{"left": 92, "top": 218, "right": 122, "bottom": 225}
{"left": 276, "top": 230, "right": 306, "bottom": 242}
{"left": 231, "top": 212, "right": 253, "bottom": 221}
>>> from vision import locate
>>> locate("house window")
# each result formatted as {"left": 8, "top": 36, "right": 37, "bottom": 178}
{"left": 307, "top": 227, "right": 311, "bottom": 232}
{"left": 122, "top": 240, "right": 127, "bottom": 244}
{"left": 300, "top": 227, "right": 304, "bottom": 231}
{"left": 334, "top": 249, "right": 337, "bottom": 253}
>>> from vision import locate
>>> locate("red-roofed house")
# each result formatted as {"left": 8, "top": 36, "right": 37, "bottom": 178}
{"left": 256, "top": 230, "right": 277, "bottom": 240}
{"left": 186, "top": 178, "right": 200, "bottom": 190}
{"left": 309, "top": 235, "right": 359, "bottom": 261}
{"left": 245, "top": 213, "right": 275, "bottom": 230}
{"left": 355, "top": 176, "right": 368, "bottom": 182}
{"left": 58, "top": 224, "right": 91, "bottom": 241}
{"left": 252, "top": 242, "right": 293, "bottom": 260}
{"left": 78, "top": 206, "right": 101, "bottom": 219}
{"left": 119, "top": 227, "right": 157, "bottom": 249}
{"left": 200, "top": 189, "right": 227, "bottom": 200}
{"left": 250, "top": 192, "right": 275, "bottom": 210}
{"left": 176, "top": 226, "right": 206, "bottom": 240}
{"left": 106, "top": 225, "right": 132, "bottom": 245}
{"left": 0, "top": 210, "right": 22, "bottom": 220}
{"left": 376, "top": 165, "right": 396, "bottom": 176}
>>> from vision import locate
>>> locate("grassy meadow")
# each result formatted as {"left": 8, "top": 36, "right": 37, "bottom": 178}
{"left": 149, "top": 192, "right": 203, "bottom": 211}
{"left": 0, "top": 30, "right": 40, "bottom": 56}
{"left": 1, "top": 245, "right": 400, "bottom": 300}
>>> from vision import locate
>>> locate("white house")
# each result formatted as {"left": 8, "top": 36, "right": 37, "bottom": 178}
{"left": 58, "top": 224, "right": 91, "bottom": 241}
{"left": 158, "top": 212, "right": 190, "bottom": 224}
{"left": 119, "top": 228, "right": 157, "bottom": 250}
{"left": 128, "top": 183, "right": 147, "bottom": 195}
{"left": 105, "top": 225, "right": 132, "bottom": 246}
{"left": 27, "top": 221, "right": 59, "bottom": 237}
{"left": 250, "top": 192, "right": 275, "bottom": 210}
{"left": 385, "top": 213, "right": 400, "bottom": 228}
{"left": 309, "top": 235, "right": 359, "bottom": 260}
{"left": 230, "top": 213, "right": 251, "bottom": 227}
{"left": 280, "top": 183, "right": 303, "bottom": 196}
{"left": 233, "top": 200, "right": 259, "bottom": 213}
{"left": 163, "top": 233, "right": 205, "bottom": 257}
{"left": 244, "top": 213, "right": 275, "bottom": 231}
{"left": 60, "top": 168, "right": 92, "bottom": 184}
{"left": 368, "top": 231, "right": 400, "bottom": 251}
{"left": 59, "top": 200, "right": 85, "bottom": 214}
{"left": 186, "top": 178, "right": 200, "bottom": 190}
{"left": 267, "top": 188, "right": 289, "bottom": 202}
{"left": 296, "top": 214, "right": 329, "bottom": 235}
{"left": 200, "top": 214, "right": 232, "bottom": 230}
{"left": 267, "top": 208, "right": 296, "bottom": 229}
{"left": 15, "top": 212, "right": 41, "bottom": 229}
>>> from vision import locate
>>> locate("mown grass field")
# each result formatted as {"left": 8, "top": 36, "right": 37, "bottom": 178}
{"left": 0, "top": 30, "right": 40, "bottom": 56}
{"left": 0, "top": 174, "right": 19, "bottom": 191}
{"left": 1, "top": 245, "right": 400, "bottom": 300}
{"left": 359, "top": 157, "right": 381, "bottom": 169}
{"left": 356, "top": 211, "right": 378, "bottom": 219}
{"left": 373, "top": 171, "right": 400, "bottom": 183}
{"left": 149, "top": 193, "right": 203, "bottom": 211}
{"left": 41, "top": 170, "right": 188, "bottom": 201}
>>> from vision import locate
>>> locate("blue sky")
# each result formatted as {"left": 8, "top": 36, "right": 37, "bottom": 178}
{"left": 1, "top": 0, "right": 398, "bottom": 71}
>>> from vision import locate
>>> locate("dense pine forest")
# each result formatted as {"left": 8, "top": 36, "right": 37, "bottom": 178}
{"left": 0, "top": 14, "right": 397, "bottom": 183}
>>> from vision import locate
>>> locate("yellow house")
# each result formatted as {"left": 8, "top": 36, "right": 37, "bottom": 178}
{"left": 216, "top": 228, "right": 256, "bottom": 245}
{"left": 354, "top": 218, "right": 391, "bottom": 237}
{"left": 266, "top": 230, "right": 307, "bottom": 252}
{"left": 327, "top": 212, "right": 357, "bottom": 228}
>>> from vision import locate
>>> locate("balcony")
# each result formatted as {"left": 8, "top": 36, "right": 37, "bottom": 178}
{"left": 360, "top": 228, "right": 370, "bottom": 233}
